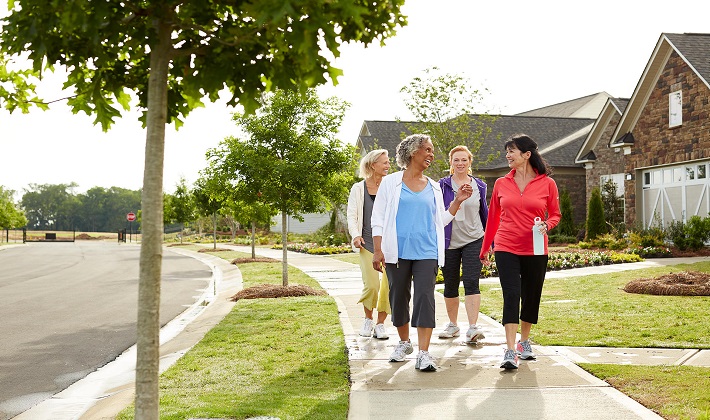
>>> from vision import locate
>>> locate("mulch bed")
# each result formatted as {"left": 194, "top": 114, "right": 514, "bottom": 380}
{"left": 623, "top": 271, "right": 710, "bottom": 296}
{"left": 231, "top": 257, "right": 279, "bottom": 264}
{"left": 229, "top": 283, "right": 326, "bottom": 301}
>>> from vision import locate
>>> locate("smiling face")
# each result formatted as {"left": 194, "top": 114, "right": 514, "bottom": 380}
{"left": 505, "top": 144, "right": 530, "bottom": 170}
{"left": 371, "top": 153, "right": 390, "bottom": 177}
{"left": 450, "top": 150, "right": 471, "bottom": 175}
{"left": 412, "top": 139, "right": 435, "bottom": 170}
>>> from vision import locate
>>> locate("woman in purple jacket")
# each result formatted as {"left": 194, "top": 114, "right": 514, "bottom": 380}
{"left": 438, "top": 145, "right": 489, "bottom": 344}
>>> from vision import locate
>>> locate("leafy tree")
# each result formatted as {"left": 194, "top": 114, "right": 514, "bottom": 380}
{"left": 224, "top": 187, "right": 276, "bottom": 259}
{"left": 400, "top": 67, "right": 499, "bottom": 177}
{"left": 20, "top": 183, "right": 79, "bottom": 230}
{"left": 0, "top": 186, "right": 27, "bottom": 229}
{"left": 193, "top": 169, "right": 227, "bottom": 250}
{"left": 557, "top": 188, "right": 576, "bottom": 237}
{"left": 166, "top": 177, "right": 195, "bottom": 244}
{"left": 585, "top": 187, "right": 607, "bottom": 240}
{"left": 210, "top": 88, "right": 352, "bottom": 285}
{"left": 1, "top": 1, "right": 406, "bottom": 416}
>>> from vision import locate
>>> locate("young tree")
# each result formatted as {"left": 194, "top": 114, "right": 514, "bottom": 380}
{"left": 586, "top": 187, "right": 607, "bottom": 240}
{"left": 169, "top": 177, "right": 195, "bottom": 244}
{"left": 192, "top": 169, "right": 227, "bottom": 251}
{"left": 1, "top": 3, "right": 406, "bottom": 416}
{"left": 210, "top": 88, "right": 352, "bottom": 285}
{"left": 0, "top": 186, "right": 27, "bottom": 230}
{"left": 601, "top": 178, "right": 624, "bottom": 232}
{"left": 400, "top": 67, "right": 499, "bottom": 177}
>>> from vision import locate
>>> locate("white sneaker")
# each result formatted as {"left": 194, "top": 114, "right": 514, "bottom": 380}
{"left": 415, "top": 350, "right": 437, "bottom": 372}
{"left": 359, "top": 318, "right": 373, "bottom": 337}
{"left": 373, "top": 323, "right": 389, "bottom": 339}
{"left": 464, "top": 325, "right": 485, "bottom": 344}
{"left": 438, "top": 322, "right": 460, "bottom": 338}
{"left": 389, "top": 340, "right": 413, "bottom": 362}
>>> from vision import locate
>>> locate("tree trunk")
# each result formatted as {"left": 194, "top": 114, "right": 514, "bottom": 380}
{"left": 135, "top": 16, "right": 171, "bottom": 420}
{"left": 281, "top": 211, "right": 288, "bottom": 286}
{"left": 250, "top": 220, "right": 256, "bottom": 259}
{"left": 212, "top": 211, "right": 217, "bottom": 250}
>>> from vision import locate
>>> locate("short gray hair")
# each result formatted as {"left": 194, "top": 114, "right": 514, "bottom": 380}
{"left": 358, "top": 149, "right": 388, "bottom": 179}
{"left": 395, "top": 134, "right": 431, "bottom": 169}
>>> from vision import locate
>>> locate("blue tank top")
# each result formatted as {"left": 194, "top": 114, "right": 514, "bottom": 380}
{"left": 396, "top": 182, "right": 437, "bottom": 260}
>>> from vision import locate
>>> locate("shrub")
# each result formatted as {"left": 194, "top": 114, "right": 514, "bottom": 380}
{"left": 585, "top": 187, "right": 606, "bottom": 240}
{"left": 667, "top": 220, "right": 688, "bottom": 251}
{"left": 557, "top": 189, "right": 576, "bottom": 237}
{"left": 685, "top": 215, "right": 710, "bottom": 251}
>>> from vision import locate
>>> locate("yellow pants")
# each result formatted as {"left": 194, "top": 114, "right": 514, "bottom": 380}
{"left": 357, "top": 247, "right": 391, "bottom": 314}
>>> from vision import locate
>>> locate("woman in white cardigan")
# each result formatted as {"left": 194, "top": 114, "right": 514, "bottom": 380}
{"left": 371, "top": 134, "right": 471, "bottom": 372}
{"left": 347, "top": 149, "right": 391, "bottom": 339}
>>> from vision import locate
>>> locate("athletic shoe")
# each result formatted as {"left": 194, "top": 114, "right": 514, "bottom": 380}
{"left": 389, "top": 340, "right": 413, "bottom": 362}
{"left": 516, "top": 339, "right": 536, "bottom": 360}
{"left": 464, "top": 325, "right": 485, "bottom": 344}
{"left": 359, "top": 318, "right": 373, "bottom": 337}
{"left": 500, "top": 349, "right": 519, "bottom": 369}
{"left": 415, "top": 350, "right": 437, "bottom": 372}
{"left": 373, "top": 323, "right": 389, "bottom": 340}
{"left": 438, "top": 322, "right": 460, "bottom": 338}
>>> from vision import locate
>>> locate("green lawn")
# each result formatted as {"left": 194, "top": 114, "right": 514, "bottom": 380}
{"left": 117, "top": 248, "right": 349, "bottom": 420}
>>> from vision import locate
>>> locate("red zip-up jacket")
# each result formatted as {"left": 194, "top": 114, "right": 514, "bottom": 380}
{"left": 479, "top": 170, "right": 561, "bottom": 257}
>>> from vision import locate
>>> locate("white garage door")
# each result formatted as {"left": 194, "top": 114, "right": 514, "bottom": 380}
{"left": 641, "top": 160, "right": 710, "bottom": 228}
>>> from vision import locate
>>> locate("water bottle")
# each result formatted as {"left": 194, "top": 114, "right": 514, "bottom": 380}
{"left": 532, "top": 216, "right": 544, "bottom": 255}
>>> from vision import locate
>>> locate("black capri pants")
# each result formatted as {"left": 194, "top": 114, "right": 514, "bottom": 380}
{"left": 385, "top": 259, "right": 438, "bottom": 328}
{"left": 494, "top": 251, "right": 548, "bottom": 325}
{"left": 441, "top": 238, "right": 483, "bottom": 298}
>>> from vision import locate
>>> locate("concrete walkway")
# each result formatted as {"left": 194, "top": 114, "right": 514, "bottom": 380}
{"left": 224, "top": 247, "right": 708, "bottom": 420}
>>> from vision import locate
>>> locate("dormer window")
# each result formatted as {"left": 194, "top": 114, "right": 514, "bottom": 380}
{"left": 669, "top": 90, "right": 682, "bottom": 127}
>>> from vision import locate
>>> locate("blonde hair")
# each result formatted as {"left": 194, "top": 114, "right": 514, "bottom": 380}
{"left": 359, "top": 149, "right": 389, "bottom": 179}
{"left": 448, "top": 145, "right": 473, "bottom": 175}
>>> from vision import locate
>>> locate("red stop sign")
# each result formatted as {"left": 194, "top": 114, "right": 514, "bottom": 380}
{"left": 127, "top": 212, "right": 136, "bottom": 222}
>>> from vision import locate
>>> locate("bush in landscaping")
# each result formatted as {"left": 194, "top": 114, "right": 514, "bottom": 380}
{"left": 557, "top": 188, "right": 577, "bottom": 237}
{"left": 585, "top": 187, "right": 606, "bottom": 240}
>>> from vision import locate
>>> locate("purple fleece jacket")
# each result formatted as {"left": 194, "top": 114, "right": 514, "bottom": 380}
{"left": 439, "top": 175, "right": 489, "bottom": 250}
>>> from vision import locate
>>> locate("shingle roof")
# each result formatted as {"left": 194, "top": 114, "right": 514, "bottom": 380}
{"left": 665, "top": 33, "right": 710, "bottom": 85}
{"left": 514, "top": 92, "right": 611, "bottom": 119}
{"left": 358, "top": 115, "right": 595, "bottom": 171}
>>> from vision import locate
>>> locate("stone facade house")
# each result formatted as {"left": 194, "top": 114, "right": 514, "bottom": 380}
{"left": 577, "top": 33, "right": 710, "bottom": 229}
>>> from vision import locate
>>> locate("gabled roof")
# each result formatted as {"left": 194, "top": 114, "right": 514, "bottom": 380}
{"left": 358, "top": 115, "right": 594, "bottom": 170}
{"left": 515, "top": 92, "right": 612, "bottom": 119}
{"left": 611, "top": 33, "right": 710, "bottom": 143}
{"left": 575, "top": 97, "right": 629, "bottom": 164}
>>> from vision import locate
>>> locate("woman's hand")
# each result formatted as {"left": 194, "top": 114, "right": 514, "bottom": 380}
{"left": 372, "top": 250, "right": 385, "bottom": 273}
{"left": 455, "top": 183, "right": 473, "bottom": 203}
{"left": 353, "top": 236, "right": 363, "bottom": 248}
{"left": 480, "top": 249, "right": 493, "bottom": 267}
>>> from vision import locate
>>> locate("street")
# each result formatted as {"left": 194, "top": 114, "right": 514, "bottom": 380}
{"left": 0, "top": 242, "right": 212, "bottom": 419}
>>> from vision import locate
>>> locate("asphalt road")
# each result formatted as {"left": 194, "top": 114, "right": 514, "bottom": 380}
{"left": 0, "top": 242, "right": 212, "bottom": 420}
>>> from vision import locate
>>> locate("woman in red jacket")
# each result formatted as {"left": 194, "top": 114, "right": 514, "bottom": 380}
{"left": 479, "top": 133, "right": 561, "bottom": 370}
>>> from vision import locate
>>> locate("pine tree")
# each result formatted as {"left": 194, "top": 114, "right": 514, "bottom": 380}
{"left": 586, "top": 187, "right": 607, "bottom": 240}
{"left": 558, "top": 189, "right": 576, "bottom": 237}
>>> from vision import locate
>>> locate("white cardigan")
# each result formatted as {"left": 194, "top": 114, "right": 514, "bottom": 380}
{"left": 346, "top": 180, "right": 366, "bottom": 252}
{"left": 370, "top": 171, "right": 454, "bottom": 266}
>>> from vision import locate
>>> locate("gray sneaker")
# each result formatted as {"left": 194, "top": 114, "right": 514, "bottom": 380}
{"left": 389, "top": 340, "right": 413, "bottom": 362}
{"left": 500, "top": 349, "right": 518, "bottom": 369}
{"left": 438, "top": 322, "right": 460, "bottom": 338}
{"left": 516, "top": 339, "right": 536, "bottom": 360}
{"left": 415, "top": 350, "right": 437, "bottom": 372}
{"left": 359, "top": 318, "right": 373, "bottom": 337}
{"left": 464, "top": 325, "right": 485, "bottom": 344}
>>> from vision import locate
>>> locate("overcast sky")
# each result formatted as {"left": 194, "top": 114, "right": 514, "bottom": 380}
{"left": 2, "top": 0, "right": 709, "bottom": 199}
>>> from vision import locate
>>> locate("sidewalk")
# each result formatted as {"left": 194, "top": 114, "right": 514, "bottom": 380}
{"left": 226, "top": 246, "right": 709, "bottom": 419}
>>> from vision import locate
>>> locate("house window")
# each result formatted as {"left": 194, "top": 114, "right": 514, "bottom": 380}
{"left": 600, "top": 174, "right": 624, "bottom": 196}
{"left": 686, "top": 166, "right": 695, "bottom": 180}
{"left": 699, "top": 164, "right": 707, "bottom": 179}
{"left": 644, "top": 172, "right": 651, "bottom": 186}
{"left": 669, "top": 90, "right": 682, "bottom": 127}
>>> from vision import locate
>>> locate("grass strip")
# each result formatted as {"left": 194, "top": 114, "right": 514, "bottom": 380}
{"left": 479, "top": 261, "right": 710, "bottom": 348}
{"left": 118, "top": 248, "right": 349, "bottom": 419}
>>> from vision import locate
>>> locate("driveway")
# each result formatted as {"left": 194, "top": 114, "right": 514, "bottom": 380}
{"left": 0, "top": 242, "right": 212, "bottom": 420}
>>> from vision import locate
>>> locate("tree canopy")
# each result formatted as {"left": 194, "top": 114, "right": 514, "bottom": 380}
{"left": 0, "top": 186, "right": 27, "bottom": 229}
{"left": 209, "top": 88, "right": 354, "bottom": 285}
{"left": 400, "top": 67, "right": 499, "bottom": 176}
